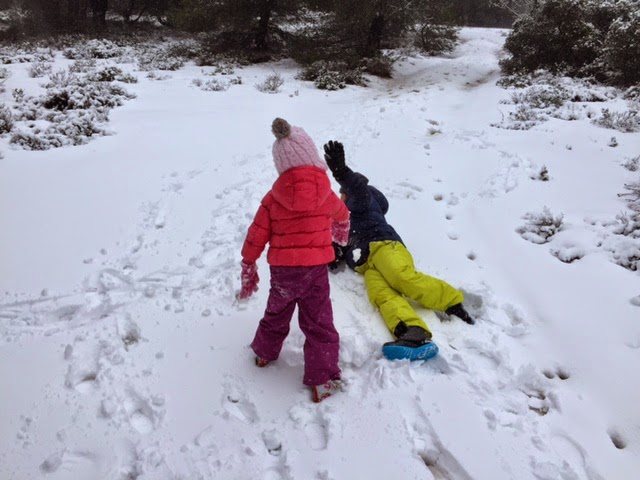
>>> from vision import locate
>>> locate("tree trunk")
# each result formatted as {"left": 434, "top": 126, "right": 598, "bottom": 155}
{"left": 255, "top": 0, "right": 277, "bottom": 52}
{"left": 365, "top": 12, "right": 385, "bottom": 57}
{"left": 67, "top": 0, "right": 84, "bottom": 30}
{"left": 90, "top": 0, "right": 108, "bottom": 29}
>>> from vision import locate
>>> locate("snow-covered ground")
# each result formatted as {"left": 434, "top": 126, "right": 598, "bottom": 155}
{"left": 1, "top": 28, "right": 639, "bottom": 479}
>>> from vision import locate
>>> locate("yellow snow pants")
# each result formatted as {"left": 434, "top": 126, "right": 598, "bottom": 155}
{"left": 356, "top": 241, "right": 464, "bottom": 337}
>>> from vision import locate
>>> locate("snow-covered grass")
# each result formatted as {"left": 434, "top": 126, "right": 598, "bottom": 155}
{"left": 0, "top": 28, "right": 639, "bottom": 480}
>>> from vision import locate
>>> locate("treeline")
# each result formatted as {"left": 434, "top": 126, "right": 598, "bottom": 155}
{"left": 0, "top": 1, "right": 514, "bottom": 53}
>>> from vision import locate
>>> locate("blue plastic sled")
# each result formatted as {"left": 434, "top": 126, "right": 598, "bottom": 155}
{"left": 382, "top": 342, "right": 439, "bottom": 362}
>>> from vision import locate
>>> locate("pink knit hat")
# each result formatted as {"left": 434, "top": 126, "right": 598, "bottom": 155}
{"left": 271, "top": 118, "right": 328, "bottom": 175}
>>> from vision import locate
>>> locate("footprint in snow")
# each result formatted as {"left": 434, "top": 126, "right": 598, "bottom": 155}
{"left": 122, "top": 388, "right": 163, "bottom": 434}
{"left": 289, "top": 404, "right": 329, "bottom": 451}
{"left": 222, "top": 383, "right": 259, "bottom": 424}
{"left": 40, "top": 449, "right": 101, "bottom": 477}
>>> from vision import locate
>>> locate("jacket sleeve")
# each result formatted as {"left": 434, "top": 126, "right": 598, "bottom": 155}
{"left": 336, "top": 168, "right": 371, "bottom": 214}
{"left": 241, "top": 194, "right": 272, "bottom": 264}
{"left": 328, "top": 191, "right": 350, "bottom": 223}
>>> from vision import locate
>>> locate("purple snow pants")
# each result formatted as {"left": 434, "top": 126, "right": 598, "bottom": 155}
{"left": 250, "top": 265, "right": 341, "bottom": 386}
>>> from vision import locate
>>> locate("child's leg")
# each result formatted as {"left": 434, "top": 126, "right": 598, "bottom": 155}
{"left": 364, "top": 268, "right": 432, "bottom": 337}
{"left": 250, "top": 267, "right": 297, "bottom": 362}
{"left": 297, "top": 265, "right": 341, "bottom": 386}
{"left": 370, "top": 242, "right": 463, "bottom": 312}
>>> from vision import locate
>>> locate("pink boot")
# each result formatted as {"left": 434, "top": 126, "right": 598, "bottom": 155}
{"left": 311, "top": 379, "right": 343, "bottom": 403}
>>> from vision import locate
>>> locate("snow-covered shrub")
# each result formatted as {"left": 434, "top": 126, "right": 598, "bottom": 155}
{"left": 600, "top": 9, "right": 640, "bottom": 85}
{"left": 361, "top": 56, "right": 394, "bottom": 79}
{"left": 64, "top": 39, "right": 124, "bottom": 60}
{"left": 517, "top": 207, "right": 564, "bottom": 244}
{"left": 414, "top": 23, "right": 459, "bottom": 55}
{"left": 297, "top": 61, "right": 365, "bottom": 90}
{"left": 493, "top": 105, "right": 546, "bottom": 130}
{"left": 137, "top": 48, "right": 185, "bottom": 71}
{"left": 146, "top": 71, "right": 171, "bottom": 81}
{"left": 89, "top": 66, "right": 123, "bottom": 82}
{"left": 255, "top": 73, "right": 284, "bottom": 94}
{"left": 623, "top": 156, "right": 639, "bottom": 172}
{"left": 0, "top": 104, "right": 14, "bottom": 133}
{"left": 28, "top": 61, "right": 53, "bottom": 78}
{"left": 46, "top": 70, "right": 80, "bottom": 88}
{"left": 510, "top": 85, "right": 570, "bottom": 109}
{"left": 191, "top": 78, "right": 203, "bottom": 87}
{"left": 550, "top": 103, "right": 584, "bottom": 121}
{"left": 624, "top": 86, "right": 640, "bottom": 101}
{"left": 201, "top": 79, "right": 228, "bottom": 92}
{"left": 533, "top": 166, "right": 550, "bottom": 181}
{"left": 618, "top": 181, "right": 640, "bottom": 226}
{"left": 0, "top": 67, "right": 10, "bottom": 80}
{"left": 9, "top": 62, "right": 135, "bottom": 151}
{"left": 69, "top": 58, "right": 97, "bottom": 73}
{"left": 10, "top": 131, "right": 50, "bottom": 150}
{"left": 550, "top": 244, "right": 585, "bottom": 263}
{"left": 167, "top": 39, "right": 202, "bottom": 60}
{"left": 88, "top": 66, "right": 137, "bottom": 84}
{"left": 592, "top": 108, "right": 640, "bottom": 133}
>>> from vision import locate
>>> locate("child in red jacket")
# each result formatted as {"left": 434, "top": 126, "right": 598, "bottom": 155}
{"left": 239, "top": 118, "right": 350, "bottom": 403}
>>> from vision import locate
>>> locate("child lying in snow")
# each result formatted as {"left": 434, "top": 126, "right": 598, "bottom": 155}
{"left": 323, "top": 140, "right": 474, "bottom": 361}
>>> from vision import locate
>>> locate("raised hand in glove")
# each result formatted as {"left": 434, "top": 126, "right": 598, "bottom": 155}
{"left": 323, "top": 141, "right": 347, "bottom": 180}
{"left": 238, "top": 261, "right": 259, "bottom": 300}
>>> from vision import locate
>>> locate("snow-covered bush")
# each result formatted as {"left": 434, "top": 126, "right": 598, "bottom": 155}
{"left": 550, "top": 103, "right": 585, "bottom": 121}
{"left": 414, "top": 23, "right": 459, "bottom": 55}
{"left": 28, "top": 61, "right": 53, "bottom": 78}
{"left": 137, "top": 48, "right": 185, "bottom": 71}
{"left": 69, "top": 58, "right": 97, "bottom": 73}
{"left": 201, "top": 79, "right": 228, "bottom": 92}
{"left": 623, "top": 156, "right": 639, "bottom": 172}
{"left": 361, "top": 56, "right": 394, "bottom": 79}
{"left": 8, "top": 63, "right": 135, "bottom": 151}
{"left": 146, "top": 71, "right": 171, "bottom": 81}
{"left": 492, "top": 105, "right": 546, "bottom": 130}
{"left": 533, "top": 166, "right": 550, "bottom": 181}
{"left": 64, "top": 39, "right": 124, "bottom": 60}
{"left": 297, "top": 61, "right": 366, "bottom": 90}
{"left": 510, "top": 85, "right": 570, "bottom": 109}
{"left": 517, "top": 207, "right": 564, "bottom": 244}
{"left": 88, "top": 66, "right": 137, "bottom": 84}
{"left": 592, "top": 108, "right": 640, "bottom": 133}
{"left": 618, "top": 181, "right": 640, "bottom": 230}
{"left": 0, "top": 104, "right": 14, "bottom": 133}
{"left": 255, "top": 73, "right": 284, "bottom": 94}
{"left": 601, "top": 9, "right": 640, "bottom": 85}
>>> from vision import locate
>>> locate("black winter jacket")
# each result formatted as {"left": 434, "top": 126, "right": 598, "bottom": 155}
{"left": 335, "top": 168, "right": 403, "bottom": 270}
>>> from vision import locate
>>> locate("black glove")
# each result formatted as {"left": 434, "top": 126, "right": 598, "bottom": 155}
{"left": 323, "top": 141, "right": 347, "bottom": 180}
{"left": 328, "top": 242, "right": 346, "bottom": 272}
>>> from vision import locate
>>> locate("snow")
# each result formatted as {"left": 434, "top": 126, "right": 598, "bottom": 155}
{"left": 1, "top": 27, "right": 639, "bottom": 479}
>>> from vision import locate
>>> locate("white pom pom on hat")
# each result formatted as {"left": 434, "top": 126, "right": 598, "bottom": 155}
{"left": 271, "top": 118, "right": 327, "bottom": 174}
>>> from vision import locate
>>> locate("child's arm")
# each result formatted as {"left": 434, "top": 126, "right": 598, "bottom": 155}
{"left": 323, "top": 141, "right": 370, "bottom": 213}
{"left": 241, "top": 194, "right": 272, "bottom": 264}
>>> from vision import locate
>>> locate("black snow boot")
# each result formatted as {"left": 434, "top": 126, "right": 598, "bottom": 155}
{"left": 445, "top": 303, "right": 475, "bottom": 325}
{"left": 384, "top": 324, "right": 432, "bottom": 348}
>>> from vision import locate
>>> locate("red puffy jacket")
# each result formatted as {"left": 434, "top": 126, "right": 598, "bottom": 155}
{"left": 241, "top": 166, "right": 349, "bottom": 267}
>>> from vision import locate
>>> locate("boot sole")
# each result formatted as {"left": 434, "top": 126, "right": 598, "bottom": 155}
{"left": 382, "top": 342, "right": 439, "bottom": 362}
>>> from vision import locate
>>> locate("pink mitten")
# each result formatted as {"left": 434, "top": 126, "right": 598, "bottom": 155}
{"left": 331, "top": 220, "right": 350, "bottom": 246}
{"left": 238, "top": 261, "right": 259, "bottom": 300}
